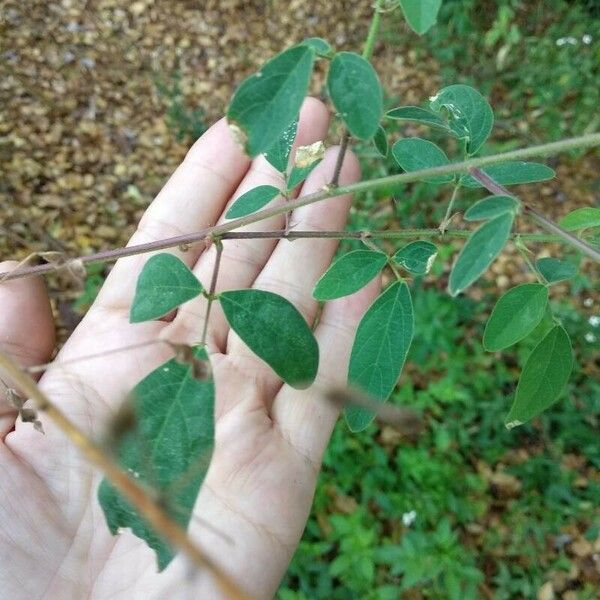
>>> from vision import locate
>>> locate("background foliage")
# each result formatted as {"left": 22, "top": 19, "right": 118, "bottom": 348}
{"left": 278, "top": 1, "right": 599, "bottom": 597}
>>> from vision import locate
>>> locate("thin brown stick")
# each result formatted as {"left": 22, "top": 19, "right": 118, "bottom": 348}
{"left": 1, "top": 133, "right": 600, "bottom": 283}
{"left": 27, "top": 339, "right": 166, "bottom": 375}
{"left": 221, "top": 229, "right": 563, "bottom": 242}
{"left": 330, "top": 131, "right": 350, "bottom": 187}
{"left": 524, "top": 207, "right": 600, "bottom": 262}
{"left": 326, "top": 387, "right": 422, "bottom": 436}
{"left": 469, "top": 167, "right": 600, "bottom": 262}
{"left": 0, "top": 228, "right": 573, "bottom": 284}
{"left": 0, "top": 351, "right": 253, "bottom": 600}
{"left": 201, "top": 239, "right": 223, "bottom": 347}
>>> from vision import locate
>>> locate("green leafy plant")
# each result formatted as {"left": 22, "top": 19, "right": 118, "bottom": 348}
{"left": 8, "top": 0, "right": 592, "bottom": 586}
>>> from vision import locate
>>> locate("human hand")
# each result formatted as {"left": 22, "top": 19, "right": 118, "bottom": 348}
{"left": 0, "top": 97, "right": 379, "bottom": 599}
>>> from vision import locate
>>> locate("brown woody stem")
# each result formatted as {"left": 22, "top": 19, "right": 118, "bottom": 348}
{"left": 1, "top": 133, "right": 599, "bottom": 283}
{"left": 0, "top": 352, "right": 253, "bottom": 600}
{"left": 469, "top": 167, "right": 600, "bottom": 262}
{"left": 330, "top": 130, "right": 350, "bottom": 187}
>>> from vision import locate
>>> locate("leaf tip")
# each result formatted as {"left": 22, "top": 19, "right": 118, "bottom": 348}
{"left": 447, "top": 285, "right": 460, "bottom": 298}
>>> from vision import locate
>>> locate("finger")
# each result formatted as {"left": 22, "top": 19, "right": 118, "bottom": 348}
{"left": 271, "top": 278, "right": 380, "bottom": 462}
{"left": 226, "top": 146, "right": 360, "bottom": 392}
{"left": 95, "top": 118, "right": 250, "bottom": 312}
{"left": 169, "top": 97, "right": 331, "bottom": 351}
{"left": 0, "top": 262, "right": 55, "bottom": 438}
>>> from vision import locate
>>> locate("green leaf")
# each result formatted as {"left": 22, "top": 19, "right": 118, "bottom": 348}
{"left": 227, "top": 45, "right": 314, "bottom": 156}
{"left": 287, "top": 159, "right": 321, "bottom": 190}
{"left": 264, "top": 119, "right": 298, "bottom": 172}
{"left": 373, "top": 125, "right": 388, "bottom": 157}
{"left": 558, "top": 207, "right": 600, "bottom": 231}
{"left": 327, "top": 52, "right": 383, "bottom": 139}
{"left": 130, "top": 253, "right": 203, "bottom": 323}
{"left": 300, "top": 37, "right": 333, "bottom": 57}
{"left": 583, "top": 229, "right": 600, "bottom": 247}
{"left": 391, "top": 138, "right": 453, "bottom": 184}
{"left": 398, "top": 0, "right": 442, "bottom": 34}
{"left": 346, "top": 281, "right": 414, "bottom": 431}
{"left": 505, "top": 326, "right": 573, "bottom": 428}
{"left": 483, "top": 283, "right": 549, "bottom": 351}
{"left": 393, "top": 241, "right": 438, "bottom": 275}
{"left": 225, "top": 185, "right": 280, "bottom": 219}
{"left": 98, "top": 347, "right": 214, "bottom": 570}
{"left": 313, "top": 250, "right": 387, "bottom": 301}
{"left": 448, "top": 213, "right": 514, "bottom": 296}
{"left": 429, "top": 84, "right": 494, "bottom": 154}
{"left": 536, "top": 257, "right": 577, "bottom": 284}
{"left": 464, "top": 195, "right": 520, "bottom": 221}
{"left": 220, "top": 289, "right": 318, "bottom": 388}
{"left": 460, "top": 162, "right": 555, "bottom": 187}
{"left": 386, "top": 106, "right": 453, "bottom": 133}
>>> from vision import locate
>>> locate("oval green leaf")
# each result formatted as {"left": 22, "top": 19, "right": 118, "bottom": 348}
{"left": 505, "top": 326, "right": 573, "bottom": 428}
{"left": 398, "top": 0, "right": 442, "bottom": 35}
{"left": 386, "top": 105, "right": 452, "bottom": 132}
{"left": 264, "top": 118, "right": 298, "bottom": 172}
{"left": 373, "top": 125, "right": 388, "bottom": 157}
{"left": 393, "top": 240, "right": 438, "bottom": 275}
{"left": 313, "top": 250, "right": 387, "bottom": 301}
{"left": 327, "top": 51, "right": 383, "bottom": 139}
{"left": 483, "top": 283, "right": 548, "bottom": 351}
{"left": 464, "top": 195, "right": 520, "bottom": 221}
{"left": 558, "top": 207, "right": 600, "bottom": 231}
{"left": 460, "top": 162, "right": 555, "bottom": 187}
{"left": 220, "top": 289, "right": 318, "bottom": 388}
{"left": 429, "top": 84, "right": 494, "bottom": 154}
{"left": 392, "top": 138, "right": 453, "bottom": 184}
{"left": 346, "top": 281, "right": 414, "bottom": 432}
{"left": 536, "top": 257, "right": 577, "bottom": 284}
{"left": 99, "top": 347, "right": 214, "bottom": 570}
{"left": 448, "top": 212, "right": 514, "bottom": 296}
{"left": 225, "top": 185, "right": 280, "bottom": 219}
{"left": 300, "top": 37, "right": 333, "bottom": 57}
{"left": 130, "top": 253, "right": 204, "bottom": 323}
{"left": 227, "top": 45, "right": 314, "bottom": 156}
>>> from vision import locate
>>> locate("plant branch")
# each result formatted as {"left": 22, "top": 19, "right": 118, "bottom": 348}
{"left": 439, "top": 182, "right": 461, "bottom": 233}
{"left": 0, "top": 351, "right": 253, "bottom": 600}
{"left": 201, "top": 239, "right": 223, "bottom": 347}
{"left": 330, "top": 0, "right": 383, "bottom": 187}
{"left": 330, "top": 130, "right": 350, "bottom": 187}
{"left": 222, "top": 230, "right": 564, "bottom": 242}
{"left": 525, "top": 206, "right": 600, "bottom": 262}
{"left": 1, "top": 133, "right": 599, "bottom": 283}
{"left": 469, "top": 166, "right": 600, "bottom": 263}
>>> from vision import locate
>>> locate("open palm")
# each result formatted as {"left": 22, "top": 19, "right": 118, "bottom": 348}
{"left": 0, "top": 98, "right": 378, "bottom": 600}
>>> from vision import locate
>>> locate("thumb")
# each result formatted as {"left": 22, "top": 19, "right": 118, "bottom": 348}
{"left": 0, "top": 262, "right": 55, "bottom": 438}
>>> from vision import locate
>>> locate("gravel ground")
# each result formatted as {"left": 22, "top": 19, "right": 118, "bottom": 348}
{"left": 0, "top": 0, "right": 597, "bottom": 329}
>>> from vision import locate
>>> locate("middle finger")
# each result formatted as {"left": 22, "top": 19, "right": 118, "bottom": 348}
{"left": 169, "top": 97, "right": 331, "bottom": 351}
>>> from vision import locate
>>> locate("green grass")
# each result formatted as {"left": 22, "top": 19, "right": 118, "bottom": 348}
{"left": 279, "top": 286, "right": 599, "bottom": 598}
{"left": 281, "top": 3, "right": 600, "bottom": 584}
